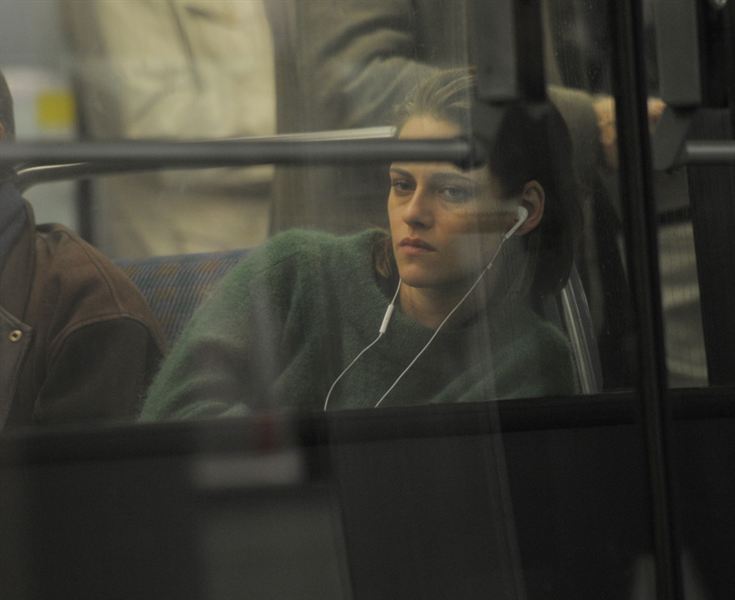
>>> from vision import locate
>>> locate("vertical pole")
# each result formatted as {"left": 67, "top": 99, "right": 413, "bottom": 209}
{"left": 76, "top": 180, "right": 95, "bottom": 245}
{"left": 467, "top": 0, "right": 546, "bottom": 103}
{"left": 608, "top": 0, "right": 683, "bottom": 599}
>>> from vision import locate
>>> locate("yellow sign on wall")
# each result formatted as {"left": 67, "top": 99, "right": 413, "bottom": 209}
{"left": 36, "top": 89, "right": 76, "bottom": 129}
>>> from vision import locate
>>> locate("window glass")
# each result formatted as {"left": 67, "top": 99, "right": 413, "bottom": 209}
{"left": 645, "top": 0, "right": 709, "bottom": 389}
{"left": 2, "top": 0, "right": 635, "bottom": 416}
{"left": 10, "top": 0, "right": 735, "bottom": 598}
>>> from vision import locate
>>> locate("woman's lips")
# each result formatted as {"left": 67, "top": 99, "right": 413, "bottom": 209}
{"left": 398, "top": 237, "right": 436, "bottom": 255}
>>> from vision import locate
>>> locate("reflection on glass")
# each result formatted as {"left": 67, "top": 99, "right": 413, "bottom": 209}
{"left": 0, "top": 2, "right": 697, "bottom": 599}
{"left": 141, "top": 69, "right": 580, "bottom": 419}
{"left": 1, "top": 0, "right": 650, "bottom": 431}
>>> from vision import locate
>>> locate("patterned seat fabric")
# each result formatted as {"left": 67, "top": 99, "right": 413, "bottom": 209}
{"left": 116, "top": 249, "right": 250, "bottom": 347}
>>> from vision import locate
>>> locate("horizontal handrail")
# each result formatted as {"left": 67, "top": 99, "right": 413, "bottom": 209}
{"left": 2, "top": 136, "right": 478, "bottom": 188}
{"left": 682, "top": 140, "right": 735, "bottom": 164}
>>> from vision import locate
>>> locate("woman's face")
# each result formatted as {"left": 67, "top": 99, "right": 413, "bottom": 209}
{"left": 388, "top": 115, "right": 517, "bottom": 294}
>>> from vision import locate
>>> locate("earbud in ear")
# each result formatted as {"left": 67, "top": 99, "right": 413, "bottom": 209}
{"left": 503, "top": 205, "right": 529, "bottom": 240}
{"left": 516, "top": 205, "right": 529, "bottom": 225}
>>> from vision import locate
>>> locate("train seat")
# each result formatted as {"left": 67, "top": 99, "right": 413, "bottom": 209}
{"left": 116, "top": 249, "right": 249, "bottom": 346}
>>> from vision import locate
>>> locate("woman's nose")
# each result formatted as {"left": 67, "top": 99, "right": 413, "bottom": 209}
{"left": 402, "top": 186, "right": 434, "bottom": 228}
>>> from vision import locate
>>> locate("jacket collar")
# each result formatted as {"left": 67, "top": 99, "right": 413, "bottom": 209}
{"left": 0, "top": 182, "right": 35, "bottom": 320}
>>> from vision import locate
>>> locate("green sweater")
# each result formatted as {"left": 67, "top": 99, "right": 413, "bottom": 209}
{"left": 142, "top": 230, "right": 576, "bottom": 420}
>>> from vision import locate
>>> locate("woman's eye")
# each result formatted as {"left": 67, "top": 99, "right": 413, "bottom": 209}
{"left": 439, "top": 185, "right": 474, "bottom": 204}
{"left": 391, "top": 179, "right": 414, "bottom": 194}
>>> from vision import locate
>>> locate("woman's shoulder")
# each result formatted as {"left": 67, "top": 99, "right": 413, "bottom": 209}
{"left": 517, "top": 307, "right": 579, "bottom": 394}
{"left": 216, "top": 228, "right": 386, "bottom": 294}
{"left": 249, "top": 228, "right": 385, "bottom": 273}
{"left": 488, "top": 303, "right": 579, "bottom": 398}
{"left": 266, "top": 228, "right": 386, "bottom": 256}
{"left": 506, "top": 305, "right": 574, "bottom": 357}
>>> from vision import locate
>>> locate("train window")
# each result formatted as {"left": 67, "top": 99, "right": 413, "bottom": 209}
{"left": 1, "top": 1, "right": 734, "bottom": 599}
{"left": 7, "top": 0, "right": 640, "bottom": 422}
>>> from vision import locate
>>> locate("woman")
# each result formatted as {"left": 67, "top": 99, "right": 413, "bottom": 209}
{"left": 142, "top": 70, "right": 580, "bottom": 420}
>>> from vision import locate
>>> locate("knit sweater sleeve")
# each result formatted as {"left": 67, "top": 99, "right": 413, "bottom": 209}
{"left": 141, "top": 233, "right": 309, "bottom": 421}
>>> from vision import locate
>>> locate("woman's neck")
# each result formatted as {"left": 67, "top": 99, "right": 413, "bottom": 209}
{"left": 399, "top": 283, "right": 470, "bottom": 329}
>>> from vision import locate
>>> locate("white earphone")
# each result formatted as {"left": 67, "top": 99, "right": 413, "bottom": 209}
{"left": 504, "top": 205, "right": 529, "bottom": 240}
{"left": 323, "top": 203, "right": 530, "bottom": 410}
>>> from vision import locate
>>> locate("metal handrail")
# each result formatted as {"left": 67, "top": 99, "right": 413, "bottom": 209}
{"left": 3, "top": 132, "right": 477, "bottom": 191}
{"left": 683, "top": 140, "right": 735, "bottom": 163}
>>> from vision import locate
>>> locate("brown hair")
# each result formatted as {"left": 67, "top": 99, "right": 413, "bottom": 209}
{"left": 378, "top": 68, "right": 581, "bottom": 299}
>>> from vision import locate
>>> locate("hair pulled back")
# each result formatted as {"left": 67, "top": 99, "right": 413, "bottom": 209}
{"left": 391, "top": 69, "right": 581, "bottom": 299}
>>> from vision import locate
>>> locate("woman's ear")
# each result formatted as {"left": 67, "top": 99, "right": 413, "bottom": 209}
{"left": 516, "top": 180, "right": 545, "bottom": 235}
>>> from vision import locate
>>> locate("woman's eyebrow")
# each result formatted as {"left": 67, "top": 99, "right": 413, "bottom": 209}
{"left": 389, "top": 167, "right": 414, "bottom": 177}
{"left": 389, "top": 167, "right": 479, "bottom": 188}
{"left": 428, "top": 172, "right": 477, "bottom": 186}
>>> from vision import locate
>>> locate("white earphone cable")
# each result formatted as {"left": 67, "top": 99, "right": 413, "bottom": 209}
{"left": 324, "top": 205, "right": 527, "bottom": 411}
{"left": 323, "top": 279, "right": 402, "bottom": 411}
{"left": 373, "top": 236, "right": 508, "bottom": 407}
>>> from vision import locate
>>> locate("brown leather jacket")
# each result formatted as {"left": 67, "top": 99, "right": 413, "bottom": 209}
{"left": 0, "top": 184, "right": 165, "bottom": 429}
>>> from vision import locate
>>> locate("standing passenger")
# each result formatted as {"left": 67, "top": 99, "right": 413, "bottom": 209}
{"left": 0, "top": 71, "right": 164, "bottom": 428}
{"left": 62, "top": 0, "right": 277, "bottom": 257}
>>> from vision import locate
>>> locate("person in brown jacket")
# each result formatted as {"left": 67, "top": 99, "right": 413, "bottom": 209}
{"left": 0, "top": 71, "right": 165, "bottom": 429}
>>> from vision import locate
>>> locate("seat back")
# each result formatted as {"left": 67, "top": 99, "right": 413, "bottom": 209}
{"left": 543, "top": 265, "right": 604, "bottom": 394}
{"left": 116, "top": 249, "right": 249, "bottom": 347}
{"left": 560, "top": 268, "right": 604, "bottom": 393}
